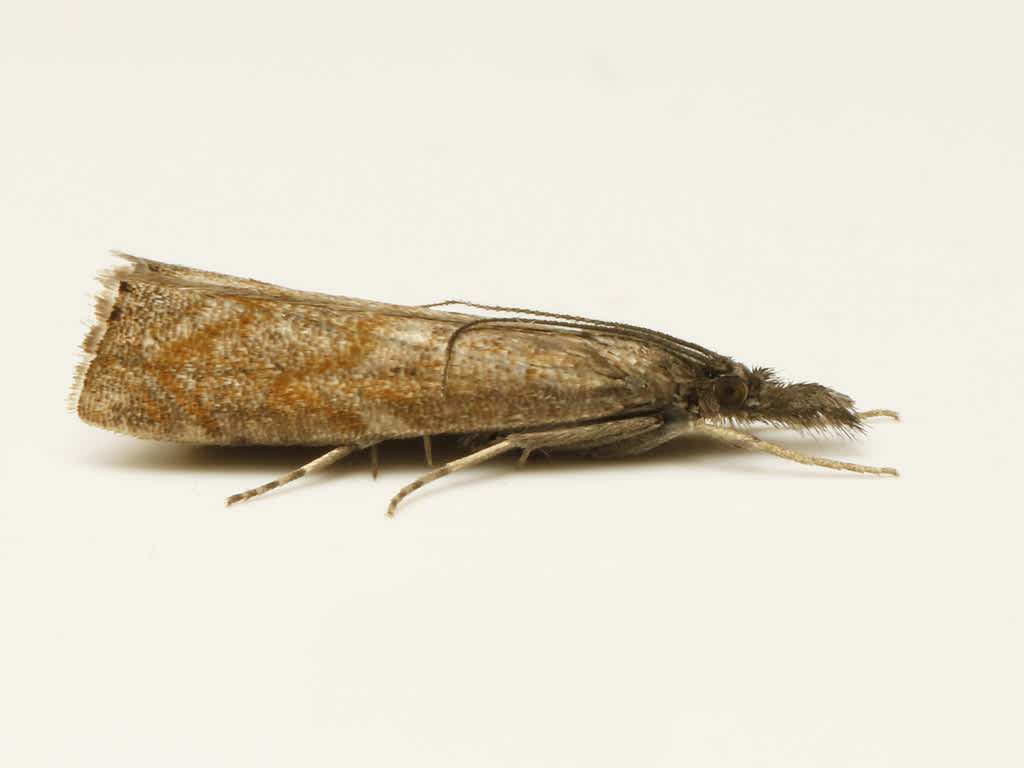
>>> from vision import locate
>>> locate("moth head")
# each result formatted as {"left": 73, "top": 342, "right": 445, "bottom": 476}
{"left": 698, "top": 365, "right": 863, "bottom": 434}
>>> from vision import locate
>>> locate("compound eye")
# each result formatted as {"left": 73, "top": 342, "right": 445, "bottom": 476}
{"left": 713, "top": 375, "right": 749, "bottom": 408}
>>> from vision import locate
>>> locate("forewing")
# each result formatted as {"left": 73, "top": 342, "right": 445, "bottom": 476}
{"left": 75, "top": 260, "right": 678, "bottom": 445}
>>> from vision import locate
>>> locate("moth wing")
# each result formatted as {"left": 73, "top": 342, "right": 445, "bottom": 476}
{"left": 108, "top": 254, "right": 472, "bottom": 321}
{"left": 76, "top": 260, "right": 680, "bottom": 445}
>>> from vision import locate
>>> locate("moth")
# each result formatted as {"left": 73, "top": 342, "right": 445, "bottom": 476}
{"left": 73, "top": 254, "right": 898, "bottom": 514}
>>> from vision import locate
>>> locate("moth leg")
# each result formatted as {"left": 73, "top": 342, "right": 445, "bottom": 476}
{"left": 225, "top": 445, "right": 360, "bottom": 506}
{"left": 858, "top": 409, "right": 900, "bottom": 421}
{"left": 387, "top": 441, "right": 516, "bottom": 516}
{"left": 370, "top": 444, "right": 380, "bottom": 479}
{"left": 423, "top": 436, "right": 434, "bottom": 466}
{"left": 387, "top": 415, "right": 663, "bottom": 516}
{"left": 691, "top": 423, "right": 898, "bottom": 476}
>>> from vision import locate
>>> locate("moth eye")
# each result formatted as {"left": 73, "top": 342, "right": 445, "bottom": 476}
{"left": 714, "top": 376, "right": 749, "bottom": 408}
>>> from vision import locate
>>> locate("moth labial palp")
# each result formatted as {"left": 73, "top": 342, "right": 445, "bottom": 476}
{"left": 72, "top": 254, "right": 899, "bottom": 515}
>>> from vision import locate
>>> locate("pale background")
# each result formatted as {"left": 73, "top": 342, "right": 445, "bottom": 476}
{"left": 2, "top": 1, "right": 1022, "bottom": 766}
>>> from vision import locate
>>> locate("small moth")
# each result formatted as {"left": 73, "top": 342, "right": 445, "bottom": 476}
{"left": 73, "top": 254, "right": 898, "bottom": 514}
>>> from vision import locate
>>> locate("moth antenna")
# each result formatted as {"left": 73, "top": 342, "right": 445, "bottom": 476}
{"left": 439, "top": 308, "right": 732, "bottom": 396}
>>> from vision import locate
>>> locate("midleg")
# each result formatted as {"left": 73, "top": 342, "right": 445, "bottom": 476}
{"left": 387, "top": 415, "right": 663, "bottom": 516}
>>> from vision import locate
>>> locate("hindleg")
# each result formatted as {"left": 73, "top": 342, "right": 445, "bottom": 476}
{"left": 225, "top": 445, "right": 362, "bottom": 506}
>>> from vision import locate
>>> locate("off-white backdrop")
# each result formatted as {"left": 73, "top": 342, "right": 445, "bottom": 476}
{"left": 2, "top": 2, "right": 1021, "bottom": 766}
